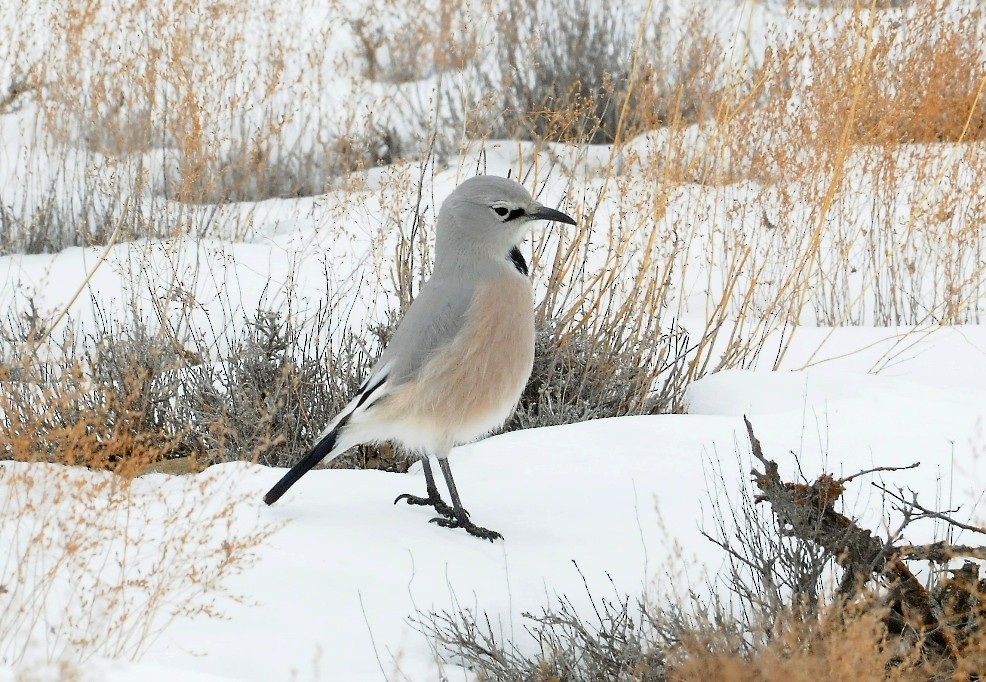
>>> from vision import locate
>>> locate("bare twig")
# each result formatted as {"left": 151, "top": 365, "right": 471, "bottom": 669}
{"left": 875, "top": 484, "right": 986, "bottom": 535}
{"left": 838, "top": 462, "right": 919, "bottom": 485}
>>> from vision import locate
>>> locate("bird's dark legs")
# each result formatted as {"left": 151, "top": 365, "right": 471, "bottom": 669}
{"left": 429, "top": 458, "right": 503, "bottom": 541}
{"left": 394, "top": 458, "right": 454, "bottom": 518}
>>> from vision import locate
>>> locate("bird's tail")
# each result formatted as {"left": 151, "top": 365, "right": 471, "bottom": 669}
{"left": 263, "top": 429, "right": 341, "bottom": 505}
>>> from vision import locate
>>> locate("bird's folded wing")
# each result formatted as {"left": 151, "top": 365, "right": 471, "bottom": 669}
{"left": 320, "top": 361, "right": 393, "bottom": 435}
{"left": 373, "top": 279, "right": 475, "bottom": 387}
{"left": 317, "top": 279, "right": 475, "bottom": 437}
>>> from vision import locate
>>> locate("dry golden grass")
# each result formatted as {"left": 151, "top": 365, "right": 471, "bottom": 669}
{"left": 1, "top": 0, "right": 986, "bottom": 672}
{"left": 0, "top": 456, "right": 276, "bottom": 664}
{"left": 4, "top": 0, "right": 984, "bottom": 329}
{"left": 0, "top": 333, "right": 197, "bottom": 475}
{"left": 2, "top": 0, "right": 402, "bottom": 211}
{"left": 0, "top": 0, "right": 982, "bottom": 418}
{"left": 671, "top": 599, "right": 986, "bottom": 682}
{"left": 672, "top": 608, "right": 906, "bottom": 682}
{"left": 0, "top": 326, "right": 277, "bottom": 664}
{"left": 347, "top": 0, "right": 482, "bottom": 82}
{"left": 0, "top": 359, "right": 276, "bottom": 664}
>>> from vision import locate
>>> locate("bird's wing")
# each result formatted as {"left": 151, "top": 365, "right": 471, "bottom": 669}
{"left": 319, "top": 278, "right": 475, "bottom": 435}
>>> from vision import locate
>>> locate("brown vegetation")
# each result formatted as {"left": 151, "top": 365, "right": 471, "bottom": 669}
{"left": 2, "top": 0, "right": 986, "bottom": 671}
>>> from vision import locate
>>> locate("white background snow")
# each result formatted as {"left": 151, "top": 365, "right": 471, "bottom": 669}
{"left": 2, "top": 0, "right": 986, "bottom": 679}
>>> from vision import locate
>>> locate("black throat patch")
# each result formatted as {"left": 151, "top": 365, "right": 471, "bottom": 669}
{"left": 507, "top": 246, "right": 529, "bottom": 276}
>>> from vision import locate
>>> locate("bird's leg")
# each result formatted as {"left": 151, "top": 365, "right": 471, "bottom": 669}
{"left": 394, "top": 458, "right": 454, "bottom": 518}
{"left": 430, "top": 458, "right": 503, "bottom": 541}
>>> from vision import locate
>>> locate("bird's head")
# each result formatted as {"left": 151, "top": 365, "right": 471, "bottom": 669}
{"left": 434, "top": 176, "right": 576, "bottom": 273}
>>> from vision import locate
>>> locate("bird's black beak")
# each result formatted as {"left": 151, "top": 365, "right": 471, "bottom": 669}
{"left": 531, "top": 205, "right": 576, "bottom": 225}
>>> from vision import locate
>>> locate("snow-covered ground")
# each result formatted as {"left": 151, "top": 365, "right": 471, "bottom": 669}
{"left": 3, "top": 0, "right": 986, "bottom": 679}
{"left": 1, "top": 325, "right": 984, "bottom": 681}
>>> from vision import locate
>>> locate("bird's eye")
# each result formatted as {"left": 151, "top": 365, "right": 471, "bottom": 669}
{"left": 493, "top": 206, "right": 509, "bottom": 217}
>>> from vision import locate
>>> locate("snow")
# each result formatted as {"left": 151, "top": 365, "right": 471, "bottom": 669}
{"left": 3, "top": 0, "right": 986, "bottom": 679}
{"left": 2, "top": 327, "right": 984, "bottom": 680}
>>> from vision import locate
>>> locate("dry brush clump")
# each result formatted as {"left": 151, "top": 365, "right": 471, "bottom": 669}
{"left": 0, "top": 0, "right": 416, "bottom": 254}
{"left": 344, "top": 0, "right": 483, "bottom": 83}
{"left": 670, "top": 607, "right": 932, "bottom": 682}
{"left": 440, "top": 0, "right": 734, "bottom": 148}
{"left": 0, "top": 319, "right": 279, "bottom": 664}
{"left": 416, "top": 420, "right": 986, "bottom": 681}
{"left": 477, "top": 0, "right": 637, "bottom": 145}
{"left": 183, "top": 306, "right": 417, "bottom": 472}
{"left": 0, "top": 312, "right": 198, "bottom": 475}
{"left": 0, "top": 299, "right": 406, "bottom": 472}
{"left": 414, "top": 568, "right": 676, "bottom": 681}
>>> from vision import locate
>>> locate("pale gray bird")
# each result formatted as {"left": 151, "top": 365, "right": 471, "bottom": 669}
{"left": 264, "top": 175, "right": 576, "bottom": 540}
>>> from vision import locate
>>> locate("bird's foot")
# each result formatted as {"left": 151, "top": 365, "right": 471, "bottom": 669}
{"left": 394, "top": 491, "right": 454, "bottom": 518}
{"left": 430, "top": 509, "right": 503, "bottom": 541}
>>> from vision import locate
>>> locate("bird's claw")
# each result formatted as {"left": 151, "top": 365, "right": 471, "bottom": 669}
{"left": 394, "top": 492, "right": 454, "bottom": 518}
{"left": 430, "top": 512, "right": 503, "bottom": 541}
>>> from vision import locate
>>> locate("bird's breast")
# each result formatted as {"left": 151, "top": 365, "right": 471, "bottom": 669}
{"left": 380, "top": 271, "right": 535, "bottom": 446}
{"left": 453, "top": 272, "right": 536, "bottom": 394}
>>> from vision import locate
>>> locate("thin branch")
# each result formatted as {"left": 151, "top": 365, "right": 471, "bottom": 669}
{"left": 875, "top": 484, "right": 986, "bottom": 535}
{"left": 838, "top": 462, "right": 919, "bottom": 485}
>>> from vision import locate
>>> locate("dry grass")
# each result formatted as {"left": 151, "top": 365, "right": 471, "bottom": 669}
{"left": 346, "top": 0, "right": 482, "bottom": 82}
{"left": 672, "top": 606, "right": 921, "bottom": 682}
{"left": 619, "top": 1, "right": 986, "bottom": 339}
{"left": 0, "top": 0, "right": 983, "bottom": 421}
{"left": 0, "top": 459, "right": 276, "bottom": 665}
{"left": 0, "top": 0, "right": 412, "bottom": 254}
{"left": 35, "top": 0, "right": 365, "bottom": 204}
{"left": 0, "top": 341, "right": 277, "bottom": 664}
{"left": 672, "top": 594, "right": 986, "bottom": 681}
{"left": 419, "top": 577, "right": 986, "bottom": 681}
{"left": 2, "top": 0, "right": 986, "bottom": 670}
{"left": 4, "top": 0, "right": 984, "bottom": 331}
